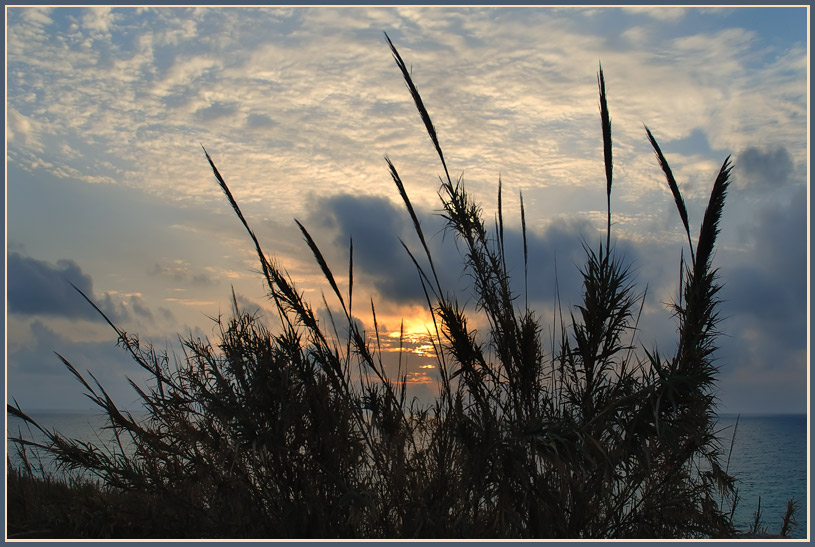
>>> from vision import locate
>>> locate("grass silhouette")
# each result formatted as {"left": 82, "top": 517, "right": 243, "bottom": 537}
{"left": 8, "top": 34, "right": 757, "bottom": 539}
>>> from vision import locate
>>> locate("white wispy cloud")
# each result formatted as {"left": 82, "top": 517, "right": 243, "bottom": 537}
{"left": 6, "top": 6, "right": 804, "bottom": 238}
{"left": 7, "top": 108, "right": 44, "bottom": 152}
{"left": 622, "top": 6, "right": 688, "bottom": 22}
{"left": 7, "top": 7, "right": 805, "bottom": 217}
{"left": 81, "top": 6, "right": 114, "bottom": 37}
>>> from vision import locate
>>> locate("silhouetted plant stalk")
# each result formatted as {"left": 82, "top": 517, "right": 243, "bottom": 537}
{"left": 9, "top": 34, "right": 751, "bottom": 539}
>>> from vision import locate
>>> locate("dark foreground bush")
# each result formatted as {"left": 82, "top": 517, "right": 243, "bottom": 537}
{"left": 6, "top": 465, "right": 183, "bottom": 539}
{"left": 9, "top": 35, "right": 740, "bottom": 539}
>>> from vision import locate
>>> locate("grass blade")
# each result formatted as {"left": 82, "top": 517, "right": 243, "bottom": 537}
{"left": 694, "top": 156, "right": 732, "bottom": 277}
{"left": 645, "top": 126, "right": 694, "bottom": 263}
{"left": 387, "top": 156, "right": 442, "bottom": 298}
{"left": 520, "top": 189, "right": 528, "bottom": 309}
{"left": 203, "top": 146, "right": 276, "bottom": 288}
{"left": 385, "top": 32, "right": 452, "bottom": 186}
{"left": 498, "top": 176, "right": 505, "bottom": 273}
{"left": 295, "top": 219, "right": 348, "bottom": 317}
{"left": 598, "top": 65, "right": 613, "bottom": 247}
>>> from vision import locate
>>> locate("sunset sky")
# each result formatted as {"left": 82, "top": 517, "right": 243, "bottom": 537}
{"left": 5, "top": 6, "right": 808, "bottom": 414}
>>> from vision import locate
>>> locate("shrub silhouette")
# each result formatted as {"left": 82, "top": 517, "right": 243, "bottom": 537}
{"left": 8, "top": 34, "right": 738, "bottom": 539}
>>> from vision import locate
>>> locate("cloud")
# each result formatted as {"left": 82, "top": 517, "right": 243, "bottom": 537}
{"left": 10, "top": 320, "right": 87, "bottom": 375}
{"left": 7, "top": 318, "right": 156, "bottom": 411}
{"left": 8, "top": 252, "right": 98, "bottom": 319}
{"left": 5, "top": 6, "right": 806, "bottom": 225}
{"left": 125, "top": 293, "right": 154, "bottom": 320}
{"left": 8, "top": 252, "right": 155, "bottom": 324}
{"left": 715, "top": 184, "right": 806, "bottom": 412}
{"left": 308, "top": 192, "right": 610, "bottom": 310}
{"left": 194, "top": 101, "right": 239, "bottom": 123}
{"left": 154, "top": 54, "right": 222, "bottom": 96}
{"left": 233, "top": 293, "right": 265, "bottom": 317}
{"left": 736, "top": 146, "right": 795, "bottom": 188}
{"left": 82, "top": 6, "right": 114, "bottom": 38}
{"left": 307, "top": 186, "right": 806, "bottom": 415}
{"left": 7, "top": 108, "right": 43, "bottom": 151}
{"left": 622, "top": 7, "right": 687, "bottom": 22}
{"left": 21, "top": 6, "right": 54, "bottom": 28}
{"left": 245, "top": 113, "right": 277, "bottom": 130}
{"left": 308, "top": 193, "right": 423, "bottom": 304}
{"left": 721, "top": 184, "right": 806, "bottom": 338}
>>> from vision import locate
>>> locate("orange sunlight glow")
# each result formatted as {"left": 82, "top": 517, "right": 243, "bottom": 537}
{"left": 386, "top": 311, "right": 437, "bottom": 338}
{"left": 405, "top": 372, "right": 433, "bottom": 385}
{"left": 379, "top": 307, "right": 438, "bottom": 359}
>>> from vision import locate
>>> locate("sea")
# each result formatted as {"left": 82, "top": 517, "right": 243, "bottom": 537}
{"left": 717, "top": 414, "right": 808, "bottom": 539}
{"left": 6, "top": 411, "right": 808, "bottom": 539}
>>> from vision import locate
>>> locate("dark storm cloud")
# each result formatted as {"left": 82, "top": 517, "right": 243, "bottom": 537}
{"left": 501, "top": 219, "right": 615, "bottom": 307}
{"left": 309, "top": 193, "right": 615, "bottom": 309}
{"left": 720, "top": 184, "right": 806, "bottom": 353}
{"left": 714, "top": 184, "right": 807, "bottom": 412}
{"left": 736, "top": 146, "right": 794, "bottom": 188}
{"left": 309, "top": 193, "right": 424, "bottom": 304}
{"left": 8, "top": 252, "right": 152, "bottom": 323}
{"left": 8, "top": 252, "right": 98, "bottom": 319}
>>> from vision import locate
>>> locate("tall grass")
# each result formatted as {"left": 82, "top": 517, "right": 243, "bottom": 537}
{"left": 9, "top": 35, "right": 744, "bottom": 538}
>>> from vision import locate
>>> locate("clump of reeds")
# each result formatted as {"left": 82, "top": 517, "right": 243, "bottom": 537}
{"left": 780, "top": 498, "right": 799, "bottom": 537}
{"left": 749, "top": 496, "right": 767, "bottom": 536}
{"left": 9, "top": 34, "right": 744, "bottom": 539}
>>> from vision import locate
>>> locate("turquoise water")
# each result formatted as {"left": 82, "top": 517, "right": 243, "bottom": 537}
{"left": 7, "top": 411, "right": 809, "bottom": 538}
{"left": 717, "top": 414, "right": 808, "bottom": 539}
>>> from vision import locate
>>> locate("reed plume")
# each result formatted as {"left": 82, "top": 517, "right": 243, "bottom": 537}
{"left": 598, "top": 65, "right": 613, "bottom": 248}
{"left": 645, "top": 127, "right": 694, "bottom": 263}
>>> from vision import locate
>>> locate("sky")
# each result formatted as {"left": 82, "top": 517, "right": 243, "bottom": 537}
{"left": 5, "top": 5, "right": 809, "bottom": 415}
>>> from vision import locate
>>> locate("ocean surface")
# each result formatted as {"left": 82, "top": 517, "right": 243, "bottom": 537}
{"left": 6, "top": 411, "right": 808, "bottom": 539}
{"left": 717, "top": 414, "right": 808, "bottom": 539}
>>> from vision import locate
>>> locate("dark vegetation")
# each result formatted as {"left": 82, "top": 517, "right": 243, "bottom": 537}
{"left": 6, "top": 34, "right": 797, "bottom": 539}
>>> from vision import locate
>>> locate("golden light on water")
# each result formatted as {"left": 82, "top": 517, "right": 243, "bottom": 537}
{"left": 378, "top": 308, "right": 439, "bottom": 359}
{"left": 405, "top": 372, "right": 433, "bottom": 385}
{"left": 356, "top": 306, "right": 442, "bottom": 386}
